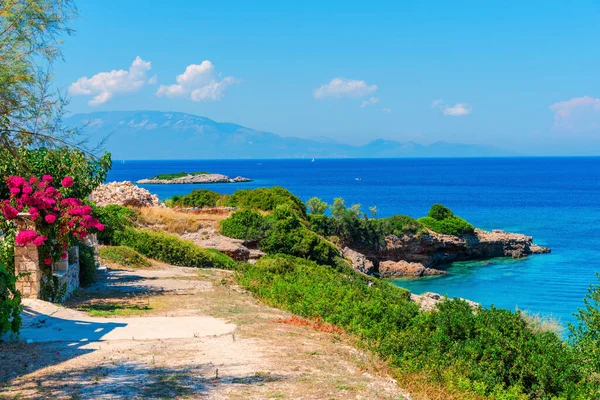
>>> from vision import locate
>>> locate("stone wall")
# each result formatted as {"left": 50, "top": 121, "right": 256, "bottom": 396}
{"left": 14, "top": 243, "right": 42, "bottom": 299}
{"left": 14, "top": 215, "right": 42, "bottom": 299}
{"left": 14, "top": 213, "right": 90, "bottom": 302}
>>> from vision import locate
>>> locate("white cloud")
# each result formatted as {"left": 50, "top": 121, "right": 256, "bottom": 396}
{"left": 314, "top": 78, "right": 377, "bottom": 99}
{"left": 157, "top": 61, "right": 238, "bottom": 102}
{"left": 69, "top": 56, "right": 153, "bottom": 105}
{"left": 432, "top": 99, "right": 472, "bottom": 116}
{"left": 382, "top": 107, "right": 392, "bottom": 113}
{"left": 443, "top": 103, "right": 471, "bottom": 116}
{"left": 360, "top": 97, "right": 380, "bottom": 108}
{"left": 549, "top": 96, "right": 600, "bottom": 131}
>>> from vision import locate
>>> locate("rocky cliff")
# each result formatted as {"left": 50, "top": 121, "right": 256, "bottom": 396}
{"left": 345, "top": 228, "right": 550, "bottom": 278}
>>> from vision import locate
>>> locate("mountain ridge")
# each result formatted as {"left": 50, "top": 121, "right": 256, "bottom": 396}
{"left": 66, "top": 110, "right": 518, "bottom": 159}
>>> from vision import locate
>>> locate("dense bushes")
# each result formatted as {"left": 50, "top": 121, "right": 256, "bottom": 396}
{"left": 225, "top": 186, "right": 306, "bottom": 216}
{"left": 379, "top": 214, "right": 426, "bottom": 237}
{"left": 419, "top": 204, "right": 475, "bottom": 236}
{"left": 569, "top": 273, "right": 600, "bottom": 377}
{"left": 99, "top": 246, "right": 152, "bottom": 268}
{"left": 116, "top": 227, "right": 236, "bottom": 270}
{"left": 0, "top": 147, "right": 111, "bottom": 200}
{"left": 402, "top": 301, "right": 583, "bottom": 398}
{"left": 220, "top": 210, "right": 269, "bottom": 241}
{"left": 428, "top": 203, "right": 454, "bottom": 220}
{"left": 92, "top": 204, "right": 138, "bottom": 245}
{"left": 77, "top": 243, "right": 98, "bottom": 287}
{"left": 237, "top": 254, "right": 596, "bottom": 399}
{"left": 259, "top": 204, "right": 340, "bottom": 266}
{"left": 419, "top": 216, "right": 475, "bottom": 236}
{"left": 171, "top": 189, "right": 222, "bottom": 208}
{"left": 0, "top": 264, "right": 21, "bottom": 338}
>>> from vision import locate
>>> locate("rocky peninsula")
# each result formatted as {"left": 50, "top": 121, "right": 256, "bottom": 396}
{"left": 347, "top": 228, "right": 550, "bottom": 278}
{"left": 137, "top": 173, "right": 251, "bottom": 185}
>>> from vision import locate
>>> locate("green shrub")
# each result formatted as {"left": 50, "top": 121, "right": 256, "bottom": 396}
{"left": 569, "top": 273, "right": 600, "bottom": 376}
{"left": 308, "top": 214, "right": 334, "bottom": 237}
{"left": 428, "top": 203, "right": 454, "bottom": 220}
{"left": 419, "top": 216, "right": 475, "bottom": 236}
{"left": 116, "top": 227, "right": 236, "bottom": 270}
{"left": 0, "top": 264, "right": 21, "bottom": 338}
{"left": 99, "top": 246, "right": 152, "bottom": 268}
{"left": 78, "top": 242, "right": 98, "bottom": 287}
{"left": 260, "top": 204, "right": 339, "bottom": 266}
{"left": 225, "top": 187, "right": 306, "bottom": 216}
{"left": 329, "top": 198, "right": 383, "bottom": 250}
{"left": 220, "top": 210, "right": 269, "bottom": 241}
{"left": 237, "top": 254, "right": 592, "bottom": 399}
{"left": 0, "top": 147, "right": 111, "bottom": 200}
{"left": 402, "top": 301, "right": 582, "bottom": 398}
{"left": 92, "top": 204, "right": 138, "bottom": 245}
{"left": 153, "top": 171, "right": 208, "bottom": 180}
{"left": 171, "top": 189, "right": 223, "bottom": 208}
{"left": 306, "top": 197, "right": 328, "bottom": 215}
{"left": 379, "top": 214, "right": 426, "bottom": 236}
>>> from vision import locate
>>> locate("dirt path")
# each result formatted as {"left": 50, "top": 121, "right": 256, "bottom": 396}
{"left": 1, "top": 263, "right": 411, "bottom": 400}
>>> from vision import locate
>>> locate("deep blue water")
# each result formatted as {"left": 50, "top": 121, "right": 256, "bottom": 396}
{"left": 108, "top": 157, "right": 600, "bottom": 327}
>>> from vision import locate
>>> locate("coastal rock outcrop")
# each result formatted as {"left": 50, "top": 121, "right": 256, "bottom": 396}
{"left": 137, "top": 174, "right": 251, "bottom": 185}
{"left": 372, "top": 228, "right": 550, "bottom": 269}
{"left": 182, "top": 228, "right": 265, "bottom": 262}
{"left": 379, "top": 260, "right": 445, "bottom": 278}
{"left": 342, "top": 247, "right": 375, "bottom": 275}
{"left": 90, "top": 181, "right": 162, "bottom": 207}
{"left": 410, "top": 292, "right": 481, "bottom": 312}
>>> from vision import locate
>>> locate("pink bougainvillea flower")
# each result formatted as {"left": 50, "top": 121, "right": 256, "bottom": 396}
{"left": 6, "top": 176, "right": 26, "bottom": 188}
{"left": 33, "top": 235, "right": 48, "bottom": 247}
{"left": 61, "top": 176, "right": 74, "bottom": 188}
{"left": 15, "top": 230, "right": 38, "bottom": 246}
{"left": 2, "top": 205, "right": 19, "bottom": 220}
{"left": 29, "top": 207, "right": 40, "bottom": 220}
{"left": 43, "top": 257, "right": 53, "bottom": 265}
{"left": 61, "top": 253, "right": 68, "bottom": 260}
{"left": 22, "top": 185, "right": 33, "bottom": 195}
{"left": 45, "top": 214, "right": 57, "bottom": 224}
{"left": 42, "top": 174, "right": 53, "bottom": 182}
{"left": 95, "top": 223, "right": 105, "bottom": 232}
{"left": 29, "top": 177, "right": 38, "bottom": 185}
{"left": 10, "top": 187, "right": 20, "bottom": 196}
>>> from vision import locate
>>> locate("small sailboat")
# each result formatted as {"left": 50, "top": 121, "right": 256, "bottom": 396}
{"left": 311, "top": 158, "right": 315, "bottom": 162}
{"left": 355, "top": 177, "right": 361, "bottom": 181}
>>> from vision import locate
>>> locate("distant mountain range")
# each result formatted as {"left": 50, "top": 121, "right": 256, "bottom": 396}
{"left": 67, "top": 111, "right": 517, "bottom": 159}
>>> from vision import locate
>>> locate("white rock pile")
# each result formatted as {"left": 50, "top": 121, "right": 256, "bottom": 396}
{"left": 90, "top": 181, "right": 162, "bottom": 207}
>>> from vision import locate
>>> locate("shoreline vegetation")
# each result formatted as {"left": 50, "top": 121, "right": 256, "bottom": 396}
{"left": 80, "top": 182, "right": 600, "bottom": 399}
{"left": 136, "top": 171, "right": 252, "bottom": 185}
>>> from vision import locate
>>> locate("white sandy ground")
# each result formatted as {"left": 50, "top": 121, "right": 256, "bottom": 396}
{"left": 1, "top": 264, "right": 412, "bottom": 400}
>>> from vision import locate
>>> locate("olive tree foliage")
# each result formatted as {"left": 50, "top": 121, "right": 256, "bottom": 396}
{"left": 0, "top": 0, "right": 86, "bottom": 165}
{"left": 306, "top": 197, "right": 328, "bottom": 215}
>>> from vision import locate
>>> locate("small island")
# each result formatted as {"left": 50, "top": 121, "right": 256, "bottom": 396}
{"left": 136, "top": 171, "right": 252, "bottom": 185}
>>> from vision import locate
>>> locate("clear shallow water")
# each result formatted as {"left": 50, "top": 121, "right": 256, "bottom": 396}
{"left": 108, "top": 157, "right": 600, "bottom": 327}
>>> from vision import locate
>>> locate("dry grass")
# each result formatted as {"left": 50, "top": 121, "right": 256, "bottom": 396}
{"left": 276, "top": 315, "right": 344, "bottom": 335}
{"left": 138, "top": 207, "right": 228, "bottom": 234}
{"left": 517, "top": 307, "right": 564, "bottom": 335}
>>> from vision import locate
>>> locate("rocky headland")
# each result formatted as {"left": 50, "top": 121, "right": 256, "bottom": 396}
{"left": 345, "top": 228, "right": 550, "bottom": 278}
{"left": 137, "top": 173, "right": 251, "bottom": 185}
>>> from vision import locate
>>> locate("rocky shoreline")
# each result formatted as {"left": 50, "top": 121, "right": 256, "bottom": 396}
{"left": 137, "top": 173, "right": 251, "bottom": 185}
{"left": 345, "top": 228, "right": 550, "bottom": 278}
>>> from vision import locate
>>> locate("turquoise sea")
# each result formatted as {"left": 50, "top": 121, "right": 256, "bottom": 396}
{"left": 108, "top": 157, "right": 600, "bottom": 327}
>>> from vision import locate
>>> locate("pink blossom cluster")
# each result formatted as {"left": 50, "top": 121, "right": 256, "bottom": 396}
{"left": 1, "top": 175, "right": 104, "bottom": 266}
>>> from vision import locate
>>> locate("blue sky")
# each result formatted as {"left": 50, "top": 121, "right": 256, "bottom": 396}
{"left": 56, "top": 0, "right": 600, "bottom": 155}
